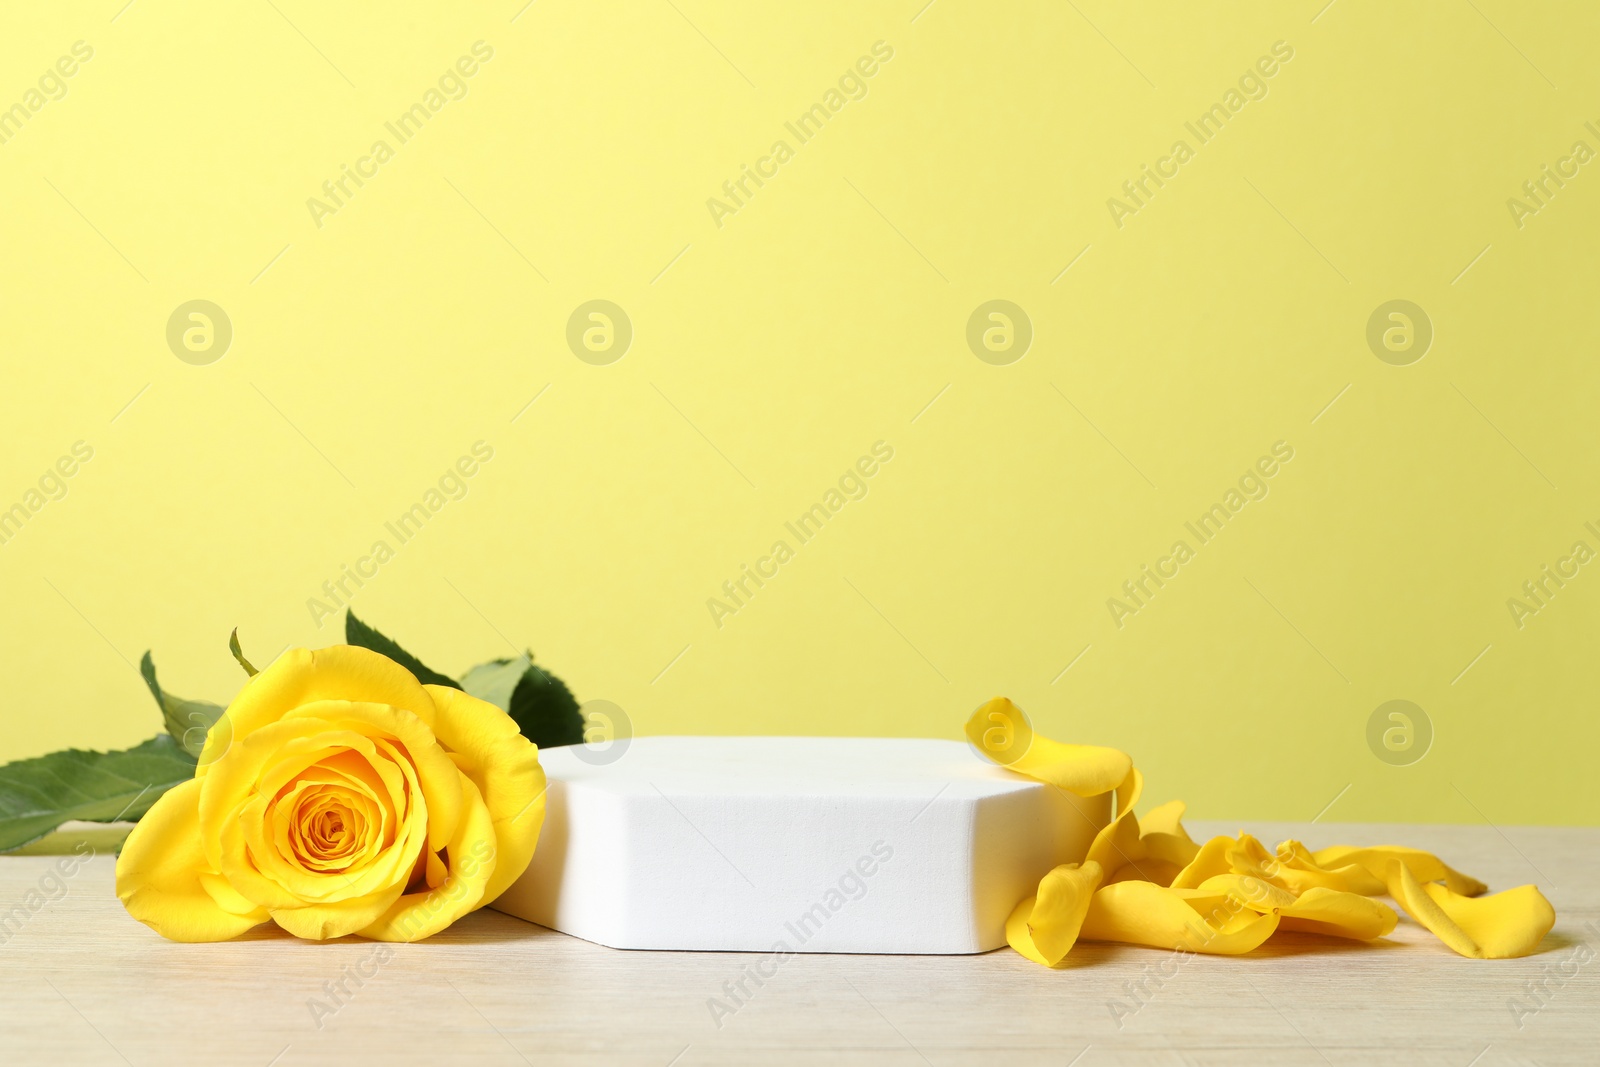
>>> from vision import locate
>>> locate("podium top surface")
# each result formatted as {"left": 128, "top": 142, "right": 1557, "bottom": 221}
{"left": 539, "top": 736, "right": 1040, "bottom": 798}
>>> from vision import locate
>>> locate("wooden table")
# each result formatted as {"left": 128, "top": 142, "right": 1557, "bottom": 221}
{"left": 3, "top": 821, "right": 1594, "bottom": 1066}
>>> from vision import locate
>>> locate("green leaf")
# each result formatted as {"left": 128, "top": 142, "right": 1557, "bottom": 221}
{"left": 228, "top": 628, "right": 258, "bottom": 677}
{"left": 463, "top": 655, "right": 585, "bottom": 748}
{"left": 511, "top": 666, "right": 586, "bottom": 748}
{"left": 460, "top": 653, "right": 534, "bottom": 712}
{"left": 345, "top": 610, "right": 462, "bottom": 690}
{"left": 0, "top": 735, "right": 197, "bottom": 853}
{"left": 140, "top": 651, "right": 226, "bottom": 759}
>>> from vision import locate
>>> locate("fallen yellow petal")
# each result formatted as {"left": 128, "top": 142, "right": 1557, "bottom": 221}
{"left": 1010, "top": 861, "right": 1103, "bottom": 966}
{"left": 1278, "top": 887, "right": 1399, "bottom": 941}
{"left": 1004, "top": 895, "right": 1053, "bottom": 966}
{"left": 965, "top": 698, "right": 1132, "bottom": 799}
{"left": 1268, "top": 840, "right": 1386, "bottom": 896}
{"left": 1196, "top": 873, "right": 1300, "bottom": 912}
{"left": 963, "top": 701, "right": 1555, "bottom": 969}
{"left": 1081, "top": 880, "right": 1280, "bottom": 954}
{"left": 1139, "top": 800, "right": 1200, "bottom": 873}
{"left": 1314, "top": 845, "right": 1487, "bottom": 897}
{"left": 1086, "top": 810, "right": 1146, "bottom": 881}
{"left": 1169, "top": 835, "right": 1236, "bottom": 890}
{"left": 1385, "top": 860, "right": 1554, "bottom": 959}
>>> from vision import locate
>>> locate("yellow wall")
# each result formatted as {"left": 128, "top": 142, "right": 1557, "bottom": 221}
{"left": 2, "top": 2, "right": 1595, "bottom": 825}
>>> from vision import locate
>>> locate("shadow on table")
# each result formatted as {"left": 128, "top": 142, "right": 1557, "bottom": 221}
{"left": 215, "top": 909, "right": 566, "bottom": 946}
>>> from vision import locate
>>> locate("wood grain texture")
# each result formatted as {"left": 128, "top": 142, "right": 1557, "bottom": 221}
{"left": 1, "top": 821, "right": 1594, "bottom": 1067}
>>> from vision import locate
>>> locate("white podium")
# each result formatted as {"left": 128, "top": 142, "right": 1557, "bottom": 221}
{"left": 491, "top": 737, "right": 1109, "bottom": 953}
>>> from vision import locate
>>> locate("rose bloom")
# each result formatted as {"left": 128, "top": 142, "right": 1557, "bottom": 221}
{"left": 116, "top": 646, "right": 545, "bottom": 942}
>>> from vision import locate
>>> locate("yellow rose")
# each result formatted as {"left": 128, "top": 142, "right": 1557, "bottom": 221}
{"left": 116, "top": 646, "right": 546, "bottom": 942}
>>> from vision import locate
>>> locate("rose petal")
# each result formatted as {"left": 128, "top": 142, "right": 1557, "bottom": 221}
{"left": 282, "top": 701, "right": 463, "bottom": 852}
{"left": 1003, "top": 896, "right": 1055, "bottom": 966}
{"left": 1169, "top": 835, "right": 1236, "bottom": 890}
{"left": 1277, "top": 887, "right": 1398, "bottom": 941}
{"left": 1081, "top": 880, "right": 1281, "bottom": 954}
{"left": 965, "top": 709, "right": 1554, "bottom": 968}
{"left": 423, "top": 684, "right": 546, "bottom": 905}
{"left": 1008, "top": 861, "right": 1103, "bottom": 966}
{"left": 237, "top": 738, "right": 429, "bottom": 906}
{"left": 1313, "top": 845, "right": 1488, "bottom": 897}
{"left": 358, "top": 770, "right": 500, "bottom": 942}
{"left": 1384, "top": 860, "right": 1554, "bottom": 959}
{"left": 1086, "top": 810, "right": 1151, "bottom": 884}
{"left": 115, "top": 779, "right": 268, "bottom": 942}
{"left": 271, "top": 880, "right": 408, "bottom": 941}
{"left": 197, "top": 646, "right": 439, "bottom": 775}
{"left": 964, "top": 697, "right": 1132, "bottom": 799}
{"left": 213, "top": 721, "right": 431, "bottom": 909}
{"left": 1139, "top": 800, "right": 1200, "bottom": 871}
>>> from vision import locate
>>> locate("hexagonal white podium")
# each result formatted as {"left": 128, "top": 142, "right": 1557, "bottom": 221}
{"left": 491, "top": 737, "right": 1109, "bottom": 953}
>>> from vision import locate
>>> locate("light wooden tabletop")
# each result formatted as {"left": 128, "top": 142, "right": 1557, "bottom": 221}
{"left": 2, "top": 820, "right": 1594, "bottom": 1067}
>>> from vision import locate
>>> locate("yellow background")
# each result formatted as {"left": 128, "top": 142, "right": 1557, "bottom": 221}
{"left": 2, "top": 1, "right": 1595, "bottom": 825}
